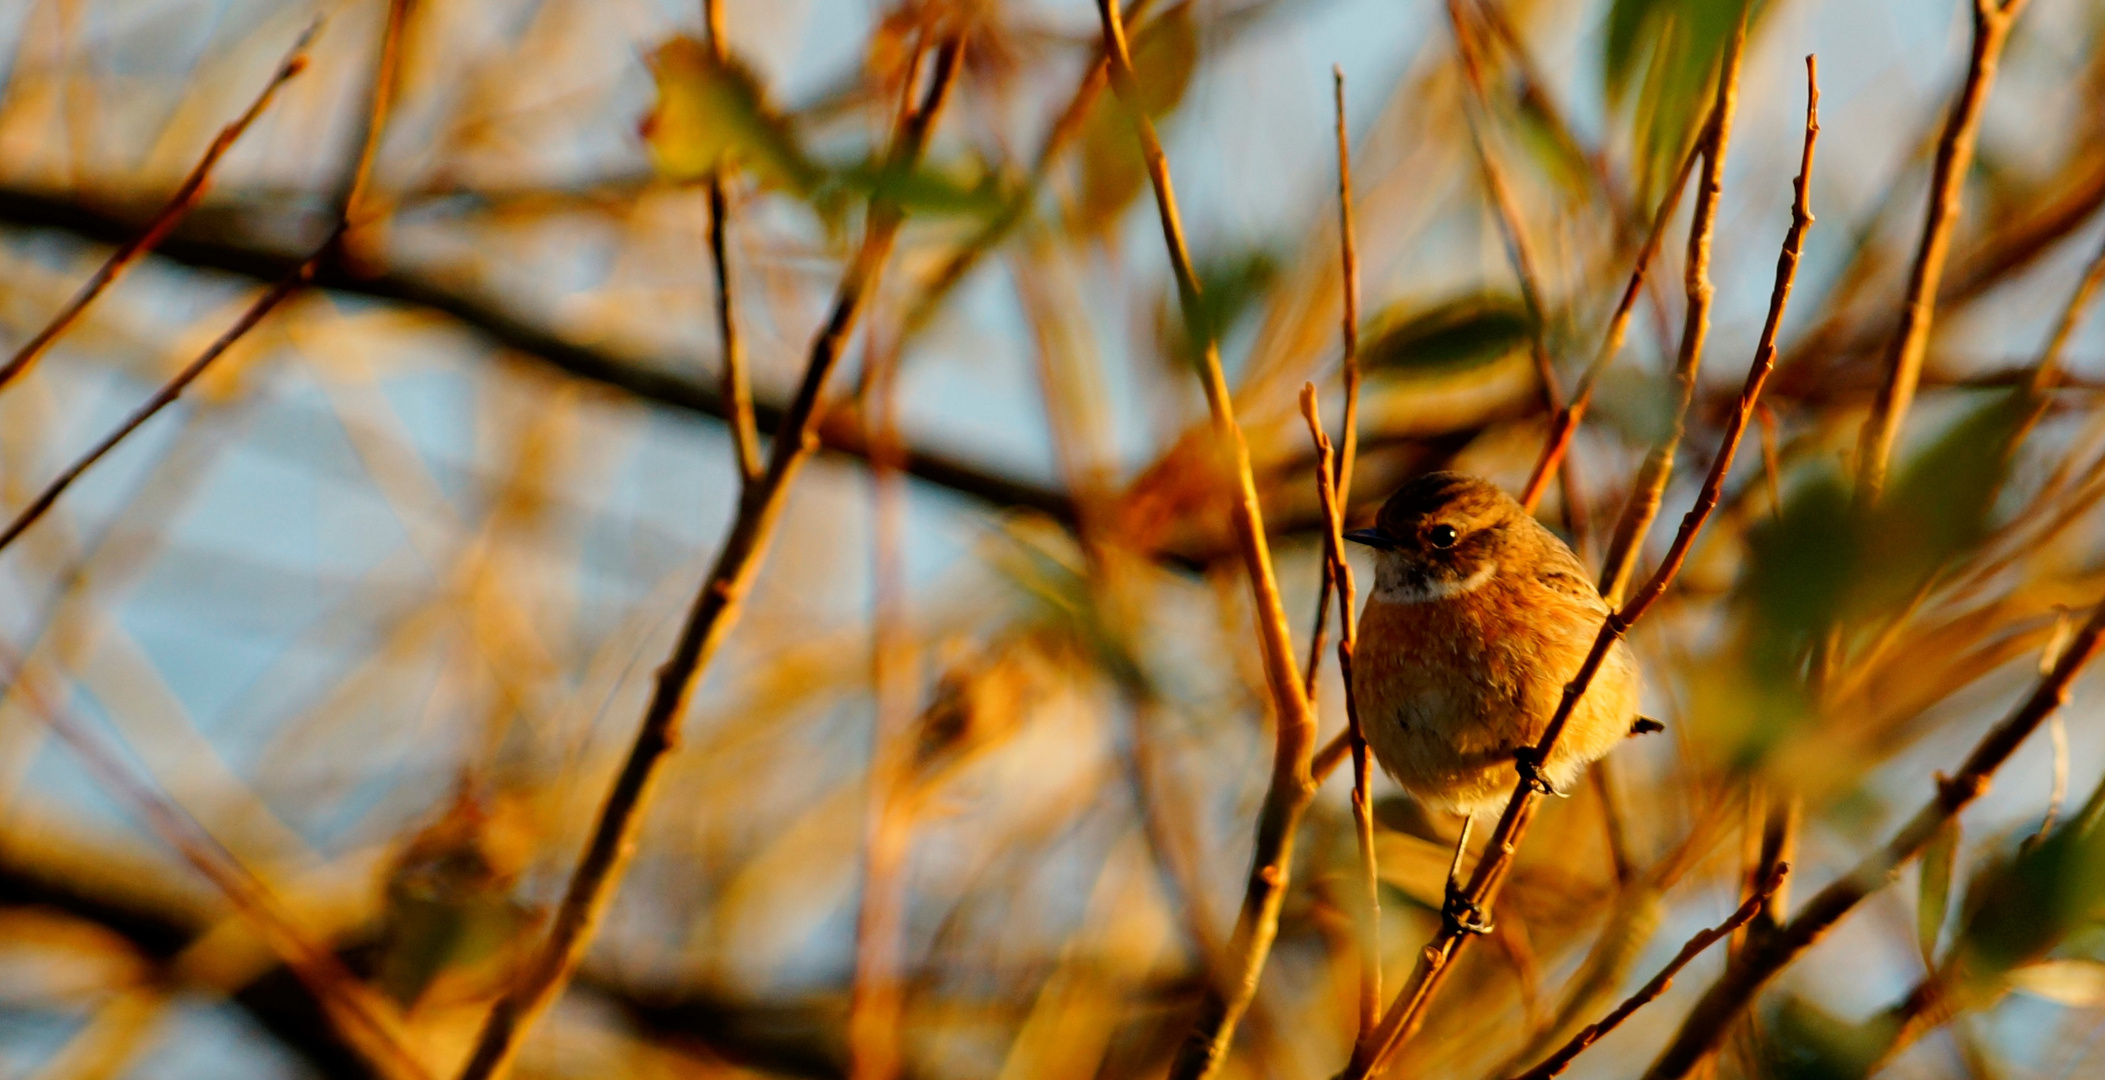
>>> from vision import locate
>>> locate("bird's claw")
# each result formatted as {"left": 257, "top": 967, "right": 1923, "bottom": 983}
{"left": 1442, "top": 881, "right": 1495, "bottom": 936}
{"left": 1512, "top": 747, "right": 1565, "bottom": 797}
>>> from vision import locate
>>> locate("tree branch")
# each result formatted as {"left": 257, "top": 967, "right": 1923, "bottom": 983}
{"left": 449, "top": 35, "right": 967, "bottom": 1080}
{"left": 1342, "top": 42, "right": 1814, "bottom": 1078}
{"left": 1093, "top": 3, "right": 1317, "bottom": 1076}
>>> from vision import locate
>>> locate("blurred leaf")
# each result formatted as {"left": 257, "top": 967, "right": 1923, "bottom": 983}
{"left": 1865, "top": 391, "right": 2031, "bottom": 609}
{"left": 642, "top": 35, "right": 821, "bottom": 194}
{"left": 1157, "top": 246, "right": 1278, "bottom": 368}
{"left": 377, "top": 792, "right": 536, "bottom": 1008}
{"left": 1760, "top": 994, "right": 1891, "bottom": 1080}
{"left": 1076, "top": 6, "right": 1199, "bottom": 234}
{"left": 1950, "top": 820, "right": 2105, "bottom": 989}
{"left": 1360, "top": 294, "right": 1532, "bottom": 375}
{"left": 832, "top": 153, "right": 1010, "bottom": 220}
{"left": 1601, "top": 0, "right": 1763, "bottom": 203}
{"left": 1919, "top": 817, "right": 1961, "bottom": 967}
{"left": 2007, "top": 958, "right": 2105, "bottom": 1005}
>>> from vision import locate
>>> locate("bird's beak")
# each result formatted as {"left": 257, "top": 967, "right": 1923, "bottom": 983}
{"left": 1343, "top": 527, "right": 1397, "bottom": 550}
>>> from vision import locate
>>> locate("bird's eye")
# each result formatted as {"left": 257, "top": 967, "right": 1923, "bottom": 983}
{"left": 1427, "top": 524, "right": 1460, "bottom": 549}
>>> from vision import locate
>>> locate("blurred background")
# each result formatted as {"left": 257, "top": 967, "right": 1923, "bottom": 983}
{"left": 3, "top": 0, "right": 2105, "bottom": 1077}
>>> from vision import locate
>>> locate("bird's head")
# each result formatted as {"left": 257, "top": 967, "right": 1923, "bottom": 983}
{"left": 1344, "top": 471, "right": 1535, "bottom": 602}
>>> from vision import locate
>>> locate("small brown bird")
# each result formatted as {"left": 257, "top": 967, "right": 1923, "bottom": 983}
{"left": 1345, "top": 472, "right": 1643, "bottom": 930}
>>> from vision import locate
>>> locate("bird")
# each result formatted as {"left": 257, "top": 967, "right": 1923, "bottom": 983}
{"left": 1344, "top": 471, "right": 1645, "bottom": 932}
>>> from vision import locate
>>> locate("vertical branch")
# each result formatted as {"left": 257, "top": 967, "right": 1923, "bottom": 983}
{"left": 449, "top": 37, "right": 966, "bottom": 1080}
{"left": 1093, "top": 5, "right": 1317, "bottom": 1078}
{"left": 1341, "top": 44, "right": 1812, "bottom": 1079}
{"left": 1594, "top": 15, "right": 1748, "bottom": 606}
{"left": 703, "top": 0, "right": 761, "bottom": 485}
{"left": 1855, "top": 0, "right": 2032, "bottom": 502}
{"left": 849, "top": 314, "right": 914, "bottom": 1080}
{"left": 1301, "top": 387, "right": 1379, "bottom": 1043}
{"left": 0, "top": 22, "right": 314, "bottom": 395}
{"left": 1302, "top": 66, "right": 1365, "bottom": 700}
{"left": 340, "top": 0, "right": 413, "bottom": 229}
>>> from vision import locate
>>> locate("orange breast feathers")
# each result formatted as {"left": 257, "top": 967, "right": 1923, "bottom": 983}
{"left": 1350, "top": 570, "right": 1639, "bottom": 816}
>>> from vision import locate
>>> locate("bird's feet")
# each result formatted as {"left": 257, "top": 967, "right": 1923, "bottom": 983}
{"left": 1512, "top": 747, "right": 1565, "bottom": 797}
{"left": 1442, "top": 879, "right": 1495, "bottom": 936}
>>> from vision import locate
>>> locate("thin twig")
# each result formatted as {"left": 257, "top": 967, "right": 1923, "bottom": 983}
{"left": 702, "top": 0, "right": 761, "bottom": 485}
{"left": 1521, "top": 127, "right": 1707, "bottom": 512}
{"left": 0, "top": 0, "right": 413, "bottom": 560}
{"left": 1342, "top": 42, "right": 1810, "bottom": 1078}
{"left": 1301, "top": 386, "right": 1378, "bottom": 1043}
{"left": 449, "top": 37, "right": 966, "bottom": 1080}
{"left": 1855, "top": 0, "right": 2033, "bottom": 503}
{"left": 1445, "top": 0, "right": 1584, "bottom": 537}
{"left": 1594, "top": 20, "right": 1749, "bottom": 607}
{"left": 0, "top": 22, "right": 315, "bottom": 396}
{"left": 340, "top": 0, "right": 413, "bottom": 229}
{"left": 849, "top": 313, "right": 914, "bottom": 1080}
{"left": 1094, "top": 4, "right": 1317, "bottom": 1077}
{"left": 0, "top": 643, "right": 433, "bottom": 1080}
{"left": 1509, "top": 865, "right": 1790, "bottom": 1080}
{"left": 1640, "top": 593, "right": 2105, "bottom": 1079}
{"left": 1302, "top": 64, "right": 1362, "bottom": 700}
{"left": 0, "top": 263, "right": 313, "bottom": 558}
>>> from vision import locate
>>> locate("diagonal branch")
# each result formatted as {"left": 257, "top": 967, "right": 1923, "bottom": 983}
{"left": 1855, "top": 0, "right": 2032, "bottom": 503}
{"left": 1092, "top": 4, "right": 1316, "bottom": 1077}
{"left": 1593, "top": 17, "right": 1748, "bottom": 607}
{"left": 1509, "top": 864, "right": 1788, "bottom": 1080}
{"left": 1639, "top": 592, "right": 2105, "bottom": 1079}
{"left": 0, "top": 186, "right": 1077, "bottom": 524}
{"left": 448, "top": 36, "right": 967, "bottom": 1080}
{"left": 0, "top": 642, "right": 433, "bottom": 1080}
{"left": 1341, "top": 43, "right": 1815, "bottom": 1079}
{"left": 0, "top": 21, "right": 315, "bottom": 395}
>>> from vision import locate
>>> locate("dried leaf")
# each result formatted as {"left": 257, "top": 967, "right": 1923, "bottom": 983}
{"left": 2007, "top": 958, "right": 2105, "bottom": 1006}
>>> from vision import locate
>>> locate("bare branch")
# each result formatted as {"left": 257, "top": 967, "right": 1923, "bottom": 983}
{"left": 0, "top": 21, "right": 314, "bottom": 395}
{"left": 1510, "top": 865, "right": 1790, "bottom": 1080}
{"left": 1855, "top": 0, "right": 2032, "bottom": 501}
{"left": 1342, "top": 39, "right": 1814, "bottom": 1078}
{"left": 1093, "top": 3, "right": 1318, "bottom": 1076}
{"left": 449, "top": 36, "right": 968, "bottom": 1080}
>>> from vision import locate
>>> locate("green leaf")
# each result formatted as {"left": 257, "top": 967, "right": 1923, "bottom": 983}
{"left": 1601, "top": 0, "right": 1762, "bottom": 204}
{"left": 1919, "top": 817, "right": 1961, "bottom": 968}
{"left": 1157, "top": 247, "right": 1279, "bottom": 368}
{"left": 1075, "top": 6, "right": 1200, "bottom": 234}
{"left": 641, "top": 35, "right": 821, "bottom": 194}
{"left": 1359, "top": 294, "right": 1533, "bottom": 375}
